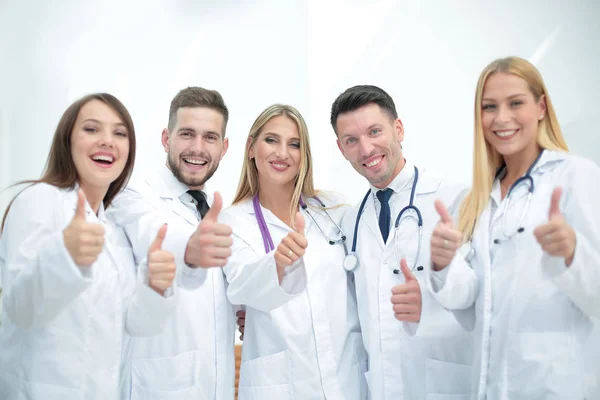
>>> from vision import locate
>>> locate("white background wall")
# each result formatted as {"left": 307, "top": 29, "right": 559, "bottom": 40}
{"left": 1, "top": 0, "right": 599, "bottom": 394}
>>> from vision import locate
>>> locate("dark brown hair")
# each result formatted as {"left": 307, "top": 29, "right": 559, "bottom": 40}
{"left": 167, "top": 86, "right": 229, "bottom": 134}
{"left": 2, "top": 93, "right": 136, "bottom": 230}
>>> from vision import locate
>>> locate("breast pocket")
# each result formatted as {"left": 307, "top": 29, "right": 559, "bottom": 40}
{"left": 131, "top": 350, "right": 202, "bottom": 400}
{"left": 506, "top": 332, "right": 584, "bottom": 399}
{"left": 238, "top": 350, "right": 293, "bottom": 400}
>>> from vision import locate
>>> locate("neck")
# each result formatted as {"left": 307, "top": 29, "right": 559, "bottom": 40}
{"left": 373, "top": 157, "right": 406, "bottom": 189}
{"left": 502, "top": 145, "right": 542, "bottom": 184}
{"left": 257, "top": 179, "right": 296, "bottom": 225}
{"left": 79, "top": 183, "right": 106, "bottom": 215}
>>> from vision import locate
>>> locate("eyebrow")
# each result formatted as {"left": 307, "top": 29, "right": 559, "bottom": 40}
{"left": 81, "top": 118, "right": 126, "bottom": 128}
{"left": 263, "top": 132, "right": 300, "bottom": 140}
{"left": 482, "top": 93, "right": 527, "bottom": 102}
{"left": 178, "top": 126, "right": 222, "bottom": 136}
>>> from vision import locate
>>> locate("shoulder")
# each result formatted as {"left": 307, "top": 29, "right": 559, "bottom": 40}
{"left": 4, "top": 183, "right": 71, "bottom": 231}
{"left": 420, "top": 169, "right": 468, "bottom": 201}
{"left": 314, "top": 190, "right": 350, "bottom": 208}
{"left": 220, "top": 200, "right": 253, "bottom": 225}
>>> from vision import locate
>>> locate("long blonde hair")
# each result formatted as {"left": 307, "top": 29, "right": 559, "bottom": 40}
{"left": 232, "top": 104, "right": 317, "bottom": 227}
{"left": 457, "top": 56, "right": 569, "bottom": 241}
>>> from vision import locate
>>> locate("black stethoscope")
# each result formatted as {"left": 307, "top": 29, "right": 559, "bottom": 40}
{"left": 343, "top": 166, "right": 424, "bottom": 273}
{"left": 252, "top": 195, "right": 348, "bottom": 254}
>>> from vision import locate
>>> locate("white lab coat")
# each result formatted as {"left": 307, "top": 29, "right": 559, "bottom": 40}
{"left": 108, "top": 166, "right": 236, "bottom": 400}
{"left": 0, "top": 183, "right": 175, "bottom": 400}
{"left": 430, "top": 150, "right": 600, "bottom": 399}
{"left": 219, "top": 192, "right": 368, "bottom": 400}
{"left": 342, "top": 164, "right": 474, "bottom": 400}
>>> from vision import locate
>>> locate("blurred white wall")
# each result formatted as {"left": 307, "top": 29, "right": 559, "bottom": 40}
{"left": 1, "top": 0, "right": 599, "bottom": 394}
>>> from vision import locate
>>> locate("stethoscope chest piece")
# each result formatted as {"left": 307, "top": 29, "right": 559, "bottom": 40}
{"left": 343, "top": 254, "right": 358, "bottom": 271}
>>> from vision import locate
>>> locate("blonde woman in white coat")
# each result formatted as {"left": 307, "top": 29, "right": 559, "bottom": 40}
{"left": 0, "top": 94, "right": 177, "bottom": 400}
{"left": 429, "top": 57, "right": 600, "bottom": 399}
{"left": 219, "top": 104, "right": 367, "bottom": 399}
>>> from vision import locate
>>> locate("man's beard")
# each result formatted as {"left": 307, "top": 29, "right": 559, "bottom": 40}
{"left": 168, "top": 152, "right": 218, "bottom": 188}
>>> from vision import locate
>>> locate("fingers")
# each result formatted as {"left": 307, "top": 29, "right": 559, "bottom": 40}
{"left": 148, "top": 250, "right": 176, "bottom": 293}
{"left": 548, "top": 187, "right": 563, "bottom": 220}
{"left": 400, "top": 258, "right": 416, "bottom": 282}
{"left": 282, "top": 235, "right": 306, "bottom": 257}
{"left": 149, "top": 224, "right": 168, "bottom": 253}
{"left": 74, "top": 189, "right": 87, "bottom": 220}
{"left": 203, "top": 192, "right": 223, "bottom": 222}
{"left": 434, "top": 199, "right": 453, "bottom": 224}
{"left": 294, "top": 212, "right": 305, "bottom": 234}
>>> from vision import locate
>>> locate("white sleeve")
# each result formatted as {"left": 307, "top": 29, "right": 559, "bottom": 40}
{"left": 1, "top": 186, "right": 93, "bottom": 329}
{"left": 109, "top": 185, "right": 202, "bottom": 290}
{"left": 124, "top": 259, "right": 178, "bottom": 336}
{"left": 543, "top": 160, "right": 600, "bottom": 319}
{"left": 223, "top": 232, "right": 307, "bottom": 312}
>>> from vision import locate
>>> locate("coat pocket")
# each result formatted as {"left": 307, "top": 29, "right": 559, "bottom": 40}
{"left": 131, "top": 350, "right": 199, "bottom": 398}
{"left": 425, "top": 358, "right": 471, "bottom": 398}
{"left": 238, "top": 350, "right": 293, "bottom": 398}
{"left": 506, "top": 332, "right": 584, "bottom": 399}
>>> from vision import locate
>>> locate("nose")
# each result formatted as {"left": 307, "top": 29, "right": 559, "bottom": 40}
{"left": 99, "top": 130, "right": 115, "bottom": 148}
{"left": 495, "top": 104, "right": 512, "bottom": 124}
{"left": 189, "top": 135, "right": 205, "bottom": 152}
{"left": 275, "top": 142, "right": 289, "bottom": 159}
{"left": 358, "top": 137, "right": 374, "bottom": 158}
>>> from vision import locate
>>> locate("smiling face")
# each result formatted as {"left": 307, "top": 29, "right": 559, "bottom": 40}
{"left": 481, "top": 72, "right": 546, "bottom": 162}
{"left": 249, "top": 115, "right": 301, "bottom": 191}
{"left": 335, "top": 103, "right": 404, "bottom": 188}
{"left": 162, "top": 106, "right": 229, "bottom": 190}
{"left": 70, "top": 99, "right": 130, "bottom": 194}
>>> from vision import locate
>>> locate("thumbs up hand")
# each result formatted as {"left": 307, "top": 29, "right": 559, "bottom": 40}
{"left": 148, "top": 224, "right": 176, "bottom": 295}
{"left": 431, "top": 199, "right": 463, "bottom": 271}
{"left": 390, "top": 259, "right": 422, "bottom": 322}
{"left": 274, "top": 212, "right": 308, "bottom": 283}
{"left": 184, "top": 192, "right": 233, "bottom": 268}
{"left": 63, "top": 189, "right": 105, "bottom": 267}
{"left": 533, "top": 187, "right": 576, "bottom": 266}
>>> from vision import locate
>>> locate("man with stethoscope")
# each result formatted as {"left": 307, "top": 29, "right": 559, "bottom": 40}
{"left": 331, "top": 85, "right": 473, "bottom": 399}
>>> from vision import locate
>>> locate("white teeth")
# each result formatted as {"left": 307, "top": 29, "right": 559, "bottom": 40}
{"left": 92, "top": 155, "right": 114, "bottom": 162}
{"left": 272, "top": 163, "right": 288, "bottom": 169}
{"left": 496, "top": 130, "right": 517, "bottom": 138}
{"left": 365, "top": 158, "right": 382, "bottom": 167}
{"left": 184, "top": 159, "right": 207, "bottom": 165}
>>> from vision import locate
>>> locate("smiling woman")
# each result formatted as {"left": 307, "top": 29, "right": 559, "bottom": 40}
{"left": 0, "top": 93, "right": 177, "bottom": 400}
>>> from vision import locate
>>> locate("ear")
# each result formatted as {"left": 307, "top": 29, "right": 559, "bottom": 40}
{"left": 161, "top": 128, "right": 170, "bottom": 153}
{"left": 247, "top": 136, "right": 255, "bottom": 159}
{"left": 538, "top": 94, "right": 547, "bottom": 120}
{"left": 336, "top": 138, "right": 348, "bottom": 160}
{"left": 394, "top": 118, "right": 405, "bottom": 143}
{"left": 220, "top": 137, "right": 229, "bottom": 160}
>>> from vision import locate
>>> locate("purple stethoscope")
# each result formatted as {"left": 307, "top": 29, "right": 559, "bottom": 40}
{"left": 252, "top": 194, "right": 349, "bottom": 263}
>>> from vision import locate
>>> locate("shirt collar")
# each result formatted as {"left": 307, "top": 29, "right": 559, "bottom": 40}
{"left": 369, "top": 159, "right": 415, "bottom": 195}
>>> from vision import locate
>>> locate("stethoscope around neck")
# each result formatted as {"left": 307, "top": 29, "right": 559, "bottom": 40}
{"left": 252, "top": 194, "right": 348, "bottom": 255}
{"left": 343, "top": 166, "right": 424, "bottom": 273}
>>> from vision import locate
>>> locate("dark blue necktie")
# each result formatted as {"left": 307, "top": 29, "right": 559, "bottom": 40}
{"left": 376, "top": 189, "right": 393, "bottom": 243}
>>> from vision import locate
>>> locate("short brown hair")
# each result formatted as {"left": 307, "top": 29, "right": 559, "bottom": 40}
{"left": 167, "top": 86, "right": 229, "bottom": 134}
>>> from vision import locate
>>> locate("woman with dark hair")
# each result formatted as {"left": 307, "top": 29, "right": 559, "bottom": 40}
{"left": 0, "top": 94, "right": 177, "bottom": 400}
